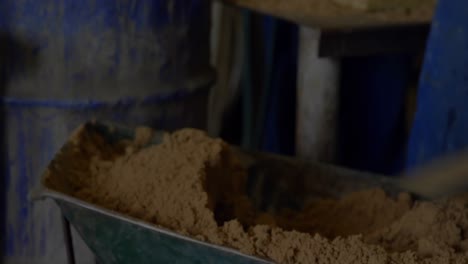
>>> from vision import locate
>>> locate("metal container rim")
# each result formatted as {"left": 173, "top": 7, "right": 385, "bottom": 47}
{"left": 38, "top": 188, "right": 273, "bottom": 264}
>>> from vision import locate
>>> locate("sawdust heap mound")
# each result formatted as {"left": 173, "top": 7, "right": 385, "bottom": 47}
{"left": 47, "top": 126, "right": 468, "bottom": 264}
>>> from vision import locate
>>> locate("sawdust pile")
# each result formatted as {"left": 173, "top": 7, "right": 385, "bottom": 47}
{"left": 46, "top": 126, "right": 468, "bottom": 264}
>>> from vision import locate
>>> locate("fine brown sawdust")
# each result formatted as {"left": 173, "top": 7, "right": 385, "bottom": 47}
{"left": 45, "top": 126, "right": 468, "bottom": 264}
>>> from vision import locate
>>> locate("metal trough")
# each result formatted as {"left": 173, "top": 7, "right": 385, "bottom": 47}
{"left": 35, "top": 122, "right": 401, "bottom": 264}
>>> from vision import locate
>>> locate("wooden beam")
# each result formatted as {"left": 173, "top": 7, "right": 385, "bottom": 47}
{"left": 219, "top": 0, "right": 434, "bottom": 30}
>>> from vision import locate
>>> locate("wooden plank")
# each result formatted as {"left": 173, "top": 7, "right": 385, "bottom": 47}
{"left": 219, "top": 0, "right": 435, "bottom": 30}
{"left": 334, "top": 0, "right": 430, "bottom": 12}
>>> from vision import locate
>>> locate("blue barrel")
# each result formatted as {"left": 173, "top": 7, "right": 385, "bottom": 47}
{"left": 0, "top": 0, "right": 213, "bottom": 263}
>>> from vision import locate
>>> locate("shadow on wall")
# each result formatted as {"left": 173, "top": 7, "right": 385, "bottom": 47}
{"left": 0, "top": 32, "right": 39, "bottom": 258}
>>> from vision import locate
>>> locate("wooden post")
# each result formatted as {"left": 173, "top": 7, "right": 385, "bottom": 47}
{"left": 296, "top": 27, "right": 340, "bottom": 162}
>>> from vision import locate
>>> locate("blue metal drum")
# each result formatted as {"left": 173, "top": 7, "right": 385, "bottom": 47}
{"left": 0, "top": 0, "right": 212, "bottom": 263}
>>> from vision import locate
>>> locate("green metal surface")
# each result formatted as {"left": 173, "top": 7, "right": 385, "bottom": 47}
{"left": 51, "top": 195, "right": 269, "bottom": 264}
